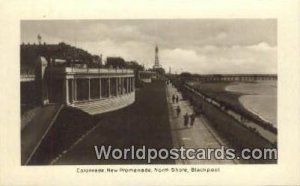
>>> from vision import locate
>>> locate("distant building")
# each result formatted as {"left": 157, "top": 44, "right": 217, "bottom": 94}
{"left": 138, "top": 71, "right": 157, "bottom": 83}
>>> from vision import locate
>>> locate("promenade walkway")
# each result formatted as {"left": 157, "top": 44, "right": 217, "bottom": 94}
{"left": 166, "top": 83, "right": 235, "bottom": 164}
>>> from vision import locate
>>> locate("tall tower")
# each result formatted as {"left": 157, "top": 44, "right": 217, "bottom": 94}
{"left": 153, "top": 45, "right": 161, "bottom": 69}
{"left": 37, "top": 34, "right": 42, "bottom": 45}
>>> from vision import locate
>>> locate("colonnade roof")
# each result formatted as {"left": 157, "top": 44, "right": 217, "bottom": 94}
{"left": 47, "top": 67, "right": 134, "bottom": 75}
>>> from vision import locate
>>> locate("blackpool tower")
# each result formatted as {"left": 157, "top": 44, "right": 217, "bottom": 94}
{"left": 153, "top": 45, "right": 161, "bottom": 69}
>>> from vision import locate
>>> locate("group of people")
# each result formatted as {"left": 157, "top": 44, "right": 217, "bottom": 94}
{"left": 173, "top": 98, "right": 196, "bottom": 128}
{"left": 183, "top": 112, "right": 196, "bottom": 127}
{"left": 170, "top": 89, "right": 196, "bottom": 128}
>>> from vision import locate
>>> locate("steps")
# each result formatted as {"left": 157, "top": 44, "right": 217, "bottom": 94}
{"left": 71, "top": 92, "right": 135, "bottom": 115}
{"left": 21, "top": 106, "right": 42, "bottom": 130}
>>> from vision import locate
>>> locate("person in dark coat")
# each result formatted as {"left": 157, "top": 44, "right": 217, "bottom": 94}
{"left": 172, "top": 94, "right": 175, "bottom": 103}
{"left": 175, "top": 95, "right": 179, "bottom": 103}
{"left": 176, "top": 105, "right": 181, "bottom": 117}
{"left": 190, "top": 113, "right": 196, "bottom": 126}
{"left": 184, "top": 113, "right": 189, "bottom": 127}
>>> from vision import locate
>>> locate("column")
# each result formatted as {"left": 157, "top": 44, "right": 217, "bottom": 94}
{"left": 116, "top": 77, "right": 119, "bottom": 96}
{"left": 127, "top": 78, "right": 130, "bottom": 93}
{"left": 119, "top": 78, "right": 122, "bottom": 95}
{"left": 88, "top": 78, "right": 91, "bottom": 101}
{"left": 119, "top": 77, "right": 122, "bottom": 95}
{"left": 64, "top": 78, "right": 70, "bottom": 105}
{"left": 125, "top": 77, "right": 127, "bottom": 93}
{"left": 108, "top": 78, "right": 111, "bottom": 97}
{"left": 133, "top": 77, "right": 135, "bottom": 91}
{"left": 129, "top": 77, "right": 131, "bottom": 93}
{"left": 124, "top": 77, "right": 127, "bottom": 94}
{"left": 130, "top": 77, "right": 132, "bottom": 91}
{"left": 121, "top": 77, "right": 124, "bottom": 94}
{"left": 71, "top": 79, "right": 75, "bottom": 103}
{"left": 130, "top": 77, "right": 132, "bottom": 92}
{"left": 132, "top": 77, "right": 134, "bottom": 91}
{"left": 74, "top": 79, "right": 77, "bottom": 101}
{"left": 99, "top": 78, "right": 101, "bottom": 99}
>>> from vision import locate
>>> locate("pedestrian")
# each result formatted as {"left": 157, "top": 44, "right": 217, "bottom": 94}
{"left": 175, "top": 95, "right": 179, "bottom": 103}
{"left": 172, "top": 94, "right": 175, "bottom": 103}
{"left": 176, "top": 105, "right": 181, "bottom": 117}
{"left": 190, "top": 112, "right": 196, "bottom": 126}
{"left": 184, "top": 113, "right": 189, "bottom": 127}
{"left": 197, "top": 105, "right": 203, "bottom": 116}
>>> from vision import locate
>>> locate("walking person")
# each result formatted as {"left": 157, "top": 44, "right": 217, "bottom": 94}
{"left": 175, "top": 95, "right": 179, "bottom": 103}
{"left": 197, "top": 105, "right": 203, "bottom": 117}
{"left": 190, "top": 112, "right": 196, "bottom": 127}
{"left": 184, "top": 113, "right": 189, "bottom": 127}
{"left": 176, "top": 105, "right": 181, "bottom": 117}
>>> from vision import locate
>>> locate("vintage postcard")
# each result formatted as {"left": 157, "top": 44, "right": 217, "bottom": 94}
{"left": 1, "top": 0, "right": 300, "bottom": 185}
{"left": 20, "top": 19, "right": 277, "bottom": 165}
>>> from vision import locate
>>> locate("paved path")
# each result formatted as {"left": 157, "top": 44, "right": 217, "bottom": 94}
{"left": 166, "top": 83, "right": 235, "bottom": 164}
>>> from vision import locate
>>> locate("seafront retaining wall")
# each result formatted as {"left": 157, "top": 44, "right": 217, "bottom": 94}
{"left": 180, "top": 84, "right": 276, "bottom": 158}
{"left": 28, "top": 106, "right": 97, "bottom": 165}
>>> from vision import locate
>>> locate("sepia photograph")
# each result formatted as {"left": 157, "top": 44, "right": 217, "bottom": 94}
{"left": 1, "top": 1, "right": 300, "bottom": 185}
{"left": 21, "top": 19, "right": 278, "bottom": 165}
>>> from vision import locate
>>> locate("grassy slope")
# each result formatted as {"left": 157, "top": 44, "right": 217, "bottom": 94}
{"left": 191, "top": 81, "right": 244, "bottom": 110}
{"left": 190, "top": 81, "right": 276, "bottom": 133}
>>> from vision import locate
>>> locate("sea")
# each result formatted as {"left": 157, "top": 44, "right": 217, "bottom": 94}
{"left": 225, "top": 81, "right": 277, "bottom": 127}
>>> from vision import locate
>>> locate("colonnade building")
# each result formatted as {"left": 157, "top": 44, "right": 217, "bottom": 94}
{"left": 35, "top": 57, "right": 135, "bottom": 115}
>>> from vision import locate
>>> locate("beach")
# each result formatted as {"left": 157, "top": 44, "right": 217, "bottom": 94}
{"left": 226, "top": 81, "right": 277, "bottom": 126}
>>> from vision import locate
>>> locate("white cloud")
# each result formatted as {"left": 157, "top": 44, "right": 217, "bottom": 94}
{"left": 161, "top": 48, "right": 207, "bottom": 73}
{"left": 247, "top": 42, "right": 276, "bottom": 51}
{"left": 162, "top": 44, "right": 277, "bottom": 74}
{"left": 77, "top": 39, "right": 154, "bottom": 65}
{"left": 21, "top": 20, "right": 277, "bottom": 74}
{"left": 76, "top": 40, "right": 277, "bottom": 74}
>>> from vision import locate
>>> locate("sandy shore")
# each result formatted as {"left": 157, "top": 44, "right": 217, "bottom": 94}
{"left": 226, "top": 81, "right": 277, "bottom": 127}
{"left": 239, "top": 95, "right": 277, "bottom": 126}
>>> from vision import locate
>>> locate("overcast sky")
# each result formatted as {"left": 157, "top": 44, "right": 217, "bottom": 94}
{"left": 21, "top": 19, "right": 277, "bottom": 74}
